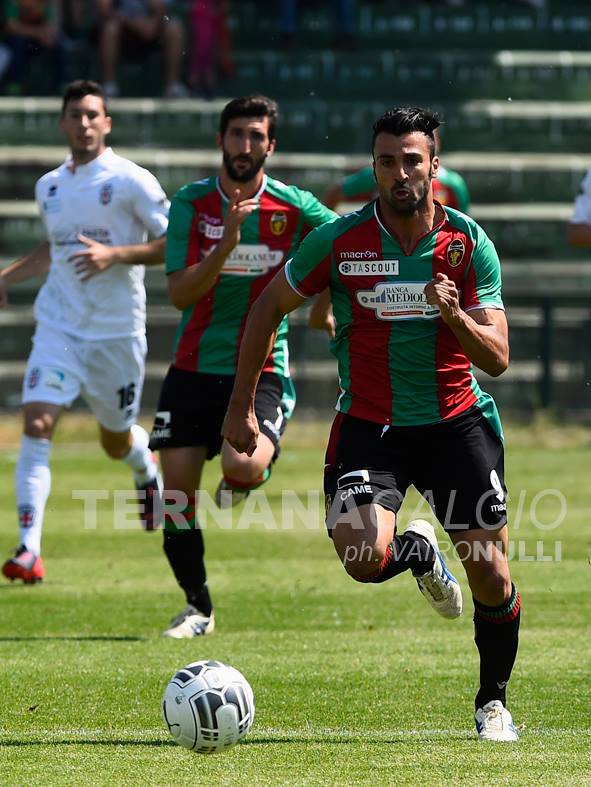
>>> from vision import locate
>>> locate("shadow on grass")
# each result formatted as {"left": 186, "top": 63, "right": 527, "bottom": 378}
{"left": 0, "top": 736, "right": 476, "bottom": 748}
{"left": 0, "top": 739, "right": 174, "bottom": 747}
{"left": 0, "top": 636, "right": 145, "bottom": 642}
{"left": 243, "top": 733, "right": 476, "bottom": 745}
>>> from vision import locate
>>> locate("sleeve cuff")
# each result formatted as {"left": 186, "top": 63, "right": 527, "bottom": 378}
{"left": 465, "top": 302, "right": 505, "bottom": 313}
{"left": 284, "top": 261, "right": 309, "bottom": 299}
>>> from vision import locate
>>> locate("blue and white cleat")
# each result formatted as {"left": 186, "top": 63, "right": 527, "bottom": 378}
{"left": 475, "top": 700, "right": 519, "bottom": 741}
{"left": 404, "top": 519, "right": 463, "bottom": 619}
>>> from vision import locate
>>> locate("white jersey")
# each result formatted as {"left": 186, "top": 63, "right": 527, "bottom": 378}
{"left": 571, "top": 168, "right": 591, "bottom": 226}
{"left": 34, "top": 147, "right": 169, "bottom": 340}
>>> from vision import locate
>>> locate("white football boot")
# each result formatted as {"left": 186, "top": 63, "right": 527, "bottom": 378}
{"left": 404, "top": 519, "right": 463, "bottom": 619}
{"left": 163, "top": 605, "right": 215, "bottom": 638}
{"left": 475, "top": 700, "right": 519, "bottom": 741}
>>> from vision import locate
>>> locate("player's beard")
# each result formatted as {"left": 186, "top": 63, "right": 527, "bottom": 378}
{"left": 385, "top": 176, "right": 432, "bottom": 216}
{"left": 223, "top": 151, "right": 267, "bottom": 183}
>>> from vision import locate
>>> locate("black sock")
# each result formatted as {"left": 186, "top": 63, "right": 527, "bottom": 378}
{"left": 163, "top": 529, "right": 213, "bottom": 616}
{"left": 473, "top": 584, "right": 521, "bottom": 710}
{"left": 360, "top": 532, "right": 435, "bottom": 583}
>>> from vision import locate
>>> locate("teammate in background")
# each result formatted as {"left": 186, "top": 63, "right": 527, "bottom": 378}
{"left": 324, "top": 128, "right": 470, "bottom": 214}
{"left": 567, "top": 166, "right": 591, "bottom": 248}
{"left": 149, "top": 94, "right": 337, "bottom": 639}
{"left": 224, "top": 107, "right": 520, "bottom": 742}
{"left": 0, "top": 80, "right": 169, "bottom": 584}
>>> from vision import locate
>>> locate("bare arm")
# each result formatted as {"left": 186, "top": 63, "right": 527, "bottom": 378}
{"left": 167, "top": 239, "right": 237, "bottom": 311}
{"left": 567, "top": 223, "right": 591, "bottom": 247}
{"left": 167, "top": 190, "right": 258, "bottom": 311}
{"left": 307, "top": 287, "right": 335, "bottom": 338}
{"left": 223, "top": 270, "right": 307, "bottom": 455}
{"left": 68, "top": 235, "right": 166, "bottom": 282}
{"left": 424, "top": 272, "right": 509, "bottom": 377}
{"left": 0, "top": 242, "right": 51, "bottom": 307}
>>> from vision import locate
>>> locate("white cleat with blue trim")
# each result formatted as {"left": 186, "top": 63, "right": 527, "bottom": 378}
{"left": 404, "top": 519, "right": 463, "bottom": 619}
{"left": 475, "top": 700, "right": 519, "bottom": 741}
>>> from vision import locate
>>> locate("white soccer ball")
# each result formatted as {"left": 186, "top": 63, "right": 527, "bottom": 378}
{"left": 162, "top": 659, "right": 255, "bottom": 754}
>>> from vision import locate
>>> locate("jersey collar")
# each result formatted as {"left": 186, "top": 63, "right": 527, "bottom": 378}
{"left": 373, "top": 199, "right": 447, "bottom": 256}
{"left": 65, "top": 146, "right": 115, "bottom": 175}
{"left": 216, "top": 174, "right": 267, "bottom": 201}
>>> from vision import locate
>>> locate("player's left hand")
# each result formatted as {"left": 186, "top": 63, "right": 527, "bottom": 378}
{"left": 424, "top": 272, "right": 462, "bottom": 326}
{"left": 68, "top": 234, "right": 117, "bottom": 281}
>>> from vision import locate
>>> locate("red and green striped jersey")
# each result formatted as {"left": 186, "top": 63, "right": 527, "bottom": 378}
{"left": 285, "top": 201, "right": 504, "bottom": 435}
{"left": 342, "top": 164, "right": 471, "bottom": 214}
{"left": 166, "top": 174, "right": 337, "bottom": 377}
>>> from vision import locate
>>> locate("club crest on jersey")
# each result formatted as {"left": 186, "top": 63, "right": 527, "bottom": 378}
{"left": 99, "top": 182, "right": 113, "bottom": 205}
{"left": 270, "top": 211, "right": 287, "bottom": 236}
{"left": 447, "top": 238, "right": 465, "bottom": 267}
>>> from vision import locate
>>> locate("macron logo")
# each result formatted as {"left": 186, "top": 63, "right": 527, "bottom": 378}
{"left": 340, "top": 250, "right": 379, "bottom": 260}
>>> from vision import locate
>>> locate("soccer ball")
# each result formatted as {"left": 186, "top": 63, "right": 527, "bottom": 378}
{"left": 162, "top": 659, "right": 255, "bottom": 754}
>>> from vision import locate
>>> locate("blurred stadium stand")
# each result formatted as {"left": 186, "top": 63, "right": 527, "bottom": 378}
{"left": 1, "top": 1, "right": 591, "bottom": 418}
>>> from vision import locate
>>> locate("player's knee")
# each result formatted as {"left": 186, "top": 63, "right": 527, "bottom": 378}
{"left": 338, "top": 540, "right": 383, "bottom": 582}
{"left": 100, "top": 435, "right": 130, "bottom": 459}
{"left": 474, "top": 567, "right": 512, "bottom": 606}
{"left": 222, "top": 455, "right": 264, "bottom": 485}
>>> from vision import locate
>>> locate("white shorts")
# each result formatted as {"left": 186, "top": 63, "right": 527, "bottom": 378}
{"left": 22, "top": 324, "right": 147, "bottom": 432}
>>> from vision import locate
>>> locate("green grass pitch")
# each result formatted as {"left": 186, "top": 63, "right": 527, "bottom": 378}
{"left": 0, "top": 417, "right": 589, "bottom": 786}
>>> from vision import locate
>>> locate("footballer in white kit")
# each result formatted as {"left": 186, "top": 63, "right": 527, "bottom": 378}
{"left": 0, "top": 80, "right": 169, "bottom": 584}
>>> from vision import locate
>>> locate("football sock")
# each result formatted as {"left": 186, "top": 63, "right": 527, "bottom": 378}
{"left": 15, "top": 435, "right": 52, "bottom": 556}
{"left": 163, "top": 496, "right": 213, "bottom": 617}
{"left": 359, "top": 531, "right": 435, "bottom": 583}
{"left": 122, "top": 424, "right": 157, "bottom": 484}
{"left": 473, "top": 583, "right": 521, "bottom": 709}
{"left": 222, "top": 465, "right": 271, "bottom": 492}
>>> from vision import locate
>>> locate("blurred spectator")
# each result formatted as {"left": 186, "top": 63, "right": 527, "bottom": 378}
{"left": 281, "top": 0, "right": 356, "bottom": 49}
{"left": 97, "top": 0, "right": 188, "bottom": 98}
{"left": 189, "top": 0, "right": 233, "bottom": 99}
{"left": 1, "top": 0, "right": 67, "bottom": 94}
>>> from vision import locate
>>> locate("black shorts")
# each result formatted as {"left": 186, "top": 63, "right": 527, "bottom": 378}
{"left": 149, "top": 366, "right": 289, "bottom": 460}
{"left": 324, "top": 407, "right": 507, "bottom": 534}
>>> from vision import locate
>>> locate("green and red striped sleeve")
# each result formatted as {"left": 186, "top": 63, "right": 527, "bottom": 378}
{"left": 284, "top": 221, "right": 335, "bottom": 297}
{"left": 463, "top": 225, "right": 504, "bottom": 312}
{"left": 165, "top": 187, "right": 202, "bottom": 274}
{"left": 299, "top": 189, "right": 338, "bottom": 231}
